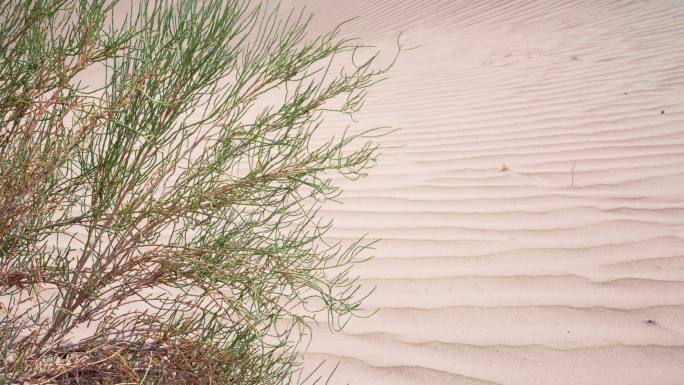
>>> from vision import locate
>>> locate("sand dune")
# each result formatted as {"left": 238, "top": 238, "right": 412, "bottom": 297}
{"left": 283, "top": 1, "right": 684, "bottom": 384}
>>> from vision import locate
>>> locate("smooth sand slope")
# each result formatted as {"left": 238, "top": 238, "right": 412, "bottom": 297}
{"left": 286, "top": 1, "right": 684, "bottom": 384}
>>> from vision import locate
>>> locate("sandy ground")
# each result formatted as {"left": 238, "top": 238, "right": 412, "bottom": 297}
{"left": 283, "top": 1, "right": 684, "bottom": 384}
{"left": 54, "top": 0, "right": 683, "bottom": 383}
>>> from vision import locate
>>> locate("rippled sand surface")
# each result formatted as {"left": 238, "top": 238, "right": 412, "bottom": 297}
{"left": 287, "top": 1, "right": 684, "bottom": 384}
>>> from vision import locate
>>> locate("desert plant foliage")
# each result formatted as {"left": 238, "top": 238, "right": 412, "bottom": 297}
{"left": 0, "top": 0, "right": 395, "bottom": 383}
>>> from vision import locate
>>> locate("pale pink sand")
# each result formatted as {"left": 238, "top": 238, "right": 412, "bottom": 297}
{"left": 80, "top": 1, "right": 684, "bottom": 384}
{"left": 283, "top": 1, "right": 684, "bottom": 384}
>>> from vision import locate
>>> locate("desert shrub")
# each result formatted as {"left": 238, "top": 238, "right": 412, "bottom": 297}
{"left": 0, "top": 0, "right": 395, "bottom": 383}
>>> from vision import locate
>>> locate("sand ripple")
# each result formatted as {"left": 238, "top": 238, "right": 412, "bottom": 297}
{"left": 288, "top": 1, "right": 684, "bottom": 384}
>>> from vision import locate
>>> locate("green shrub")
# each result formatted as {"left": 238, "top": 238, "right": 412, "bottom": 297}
{"left": 0, "top": 1, "right": 395, "bottom": 383}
